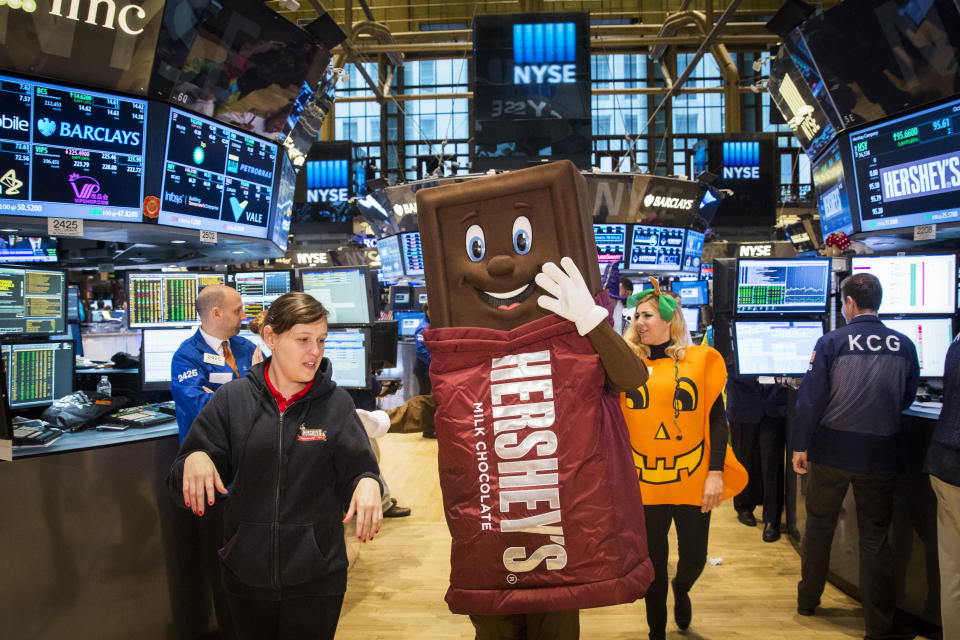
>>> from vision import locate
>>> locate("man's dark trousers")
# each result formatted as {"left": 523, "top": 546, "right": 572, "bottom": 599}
{"left": 798, "top": 462, "right": 898, "bottom": 639}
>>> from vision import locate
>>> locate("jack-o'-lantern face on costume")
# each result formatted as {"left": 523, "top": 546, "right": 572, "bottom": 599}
{"left": 416, "top": 161, "right": 601, "bottom": 330}
{"left": 625, "top": 376, "right": 705, "bottom": 484}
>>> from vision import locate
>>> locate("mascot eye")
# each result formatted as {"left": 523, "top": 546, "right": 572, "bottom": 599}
{"left": 512, "top": 216, "right": 532, "bottom": 255}
{"left": 673, "top": 377, "right": 699, "bottom": 412}
{"left": 624, "top": 385, "right": 649, "bottom": 411}
{"left": 465, "top": 224, "right": 485, "bottom": 262}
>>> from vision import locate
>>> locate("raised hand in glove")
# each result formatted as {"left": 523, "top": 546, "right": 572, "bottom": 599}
{"left": 356, "top": 409, "right": 390, "bottom": 438}
{"left": 535, "top": 257, "right": 609, "bottom": 336}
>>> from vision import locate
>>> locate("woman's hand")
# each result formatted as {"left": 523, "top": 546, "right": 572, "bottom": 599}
{"left": 182, "top": 451, "right": 227, "bottom": 516}
{"left": 701, "top": 470, "right": 724, "bottom": 513}
{"left": 343, "top": 477, "right": 383, "bottom": 542}
{"left": 252, "top": 345, "right": 264, "bottom": 366}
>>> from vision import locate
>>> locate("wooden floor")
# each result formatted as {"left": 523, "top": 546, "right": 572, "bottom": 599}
{"left": 337, "top": 433, "right": 868, "bottom": 640}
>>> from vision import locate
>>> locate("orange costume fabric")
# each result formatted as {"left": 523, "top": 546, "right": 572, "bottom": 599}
{"left": 620, "top": 344, "right": 748, "bottom": 506}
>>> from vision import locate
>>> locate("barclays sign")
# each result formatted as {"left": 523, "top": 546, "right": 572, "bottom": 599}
{"left": 512, "top": 22, "right": 577, "bottom": 85}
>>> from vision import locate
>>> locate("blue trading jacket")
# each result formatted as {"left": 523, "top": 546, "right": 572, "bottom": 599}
{"left": 171, "top": 330, "right": 257, "bottom": 444}
{"left": 793, "top": 315, "right": 920, "bottom": 476}
{"left": 925, "top": 335, "right": 960, "bottom": 486}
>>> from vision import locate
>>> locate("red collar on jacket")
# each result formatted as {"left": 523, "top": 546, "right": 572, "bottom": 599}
{"left": 264, "top": 362, "right": 314, "bottom": 413}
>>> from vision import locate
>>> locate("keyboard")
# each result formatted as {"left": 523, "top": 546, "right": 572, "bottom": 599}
{"left": 106, "top": 405, "right": 171, "bottom": 428}
{"left": 156, "top": 400, "right": 176, "bottom": 416}
{"left": 12, "top": 420, "right": 63, "bottom": 446}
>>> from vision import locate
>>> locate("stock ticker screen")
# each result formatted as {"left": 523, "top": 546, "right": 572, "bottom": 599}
{"left": 0, "top": 74, "right": 146, "bottom": 222}
{"left": 232, "top": 271, "right": 292, "bottom": 321}
{"left": 129, "top": 272, "right": 225, "bottom": 328}
{"left": 736, "top": 258, "right": 831, "bottom": 315}
{"left": 2, "top": 341, "right": 74, "bottom": 409}
{"left": 850, "top": 96, "right": 960, "bottom": 232}
{"left": 593, "top": 223, "right": 627, "bottom": 269}
{"left": 0, "top": 266, "right": 65, "bottom": 335}
{"left": 812, "top": 137, "right": 857, "bottom": 236}
{"left": 159, "top": 108, "right": 277, "bottom": 238}
{"left": 627, "top": 225, "right": 684, "bottom": 272}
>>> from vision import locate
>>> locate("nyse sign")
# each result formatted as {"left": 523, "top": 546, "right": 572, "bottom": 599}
{"left": 739, "top": 244, "right": 773, "bottom": 257}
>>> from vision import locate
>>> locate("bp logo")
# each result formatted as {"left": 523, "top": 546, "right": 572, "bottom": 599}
{"left": 0, "top": 0, "right": 38, "bottom": 13}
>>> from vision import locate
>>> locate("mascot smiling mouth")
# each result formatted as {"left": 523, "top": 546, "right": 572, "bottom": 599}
{"left": 631, "top": 439, "right": 704, "bottom": 485}
{"left": 476, "top": 279, "right": 537, "bottom": 311}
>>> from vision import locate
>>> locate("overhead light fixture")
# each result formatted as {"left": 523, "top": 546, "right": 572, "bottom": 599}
{"left": 0, "top": 228, "right": 17, "bottom": 233}
{"left": 231, "top": 250, "right": 245, "bottom": 254}
{"left": 170, "top": 240, "right": 186, "bottom": 244}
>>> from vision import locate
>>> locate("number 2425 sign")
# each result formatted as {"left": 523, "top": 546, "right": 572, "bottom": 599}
{"left": 48, "top": 218, "right": 83, "bottom": 236}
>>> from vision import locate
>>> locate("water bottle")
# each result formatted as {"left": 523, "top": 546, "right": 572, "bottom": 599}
{"left": 97, "top": 375, "right": 112, "bottom": 398}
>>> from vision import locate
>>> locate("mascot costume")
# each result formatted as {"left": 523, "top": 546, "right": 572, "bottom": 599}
{"left": 377, "top": 160, "right": 655, "bottom": 639}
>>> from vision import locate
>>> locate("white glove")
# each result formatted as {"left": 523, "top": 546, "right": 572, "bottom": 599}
{"left": 535, "top": 257, "right": 609, "bottom": 336}
{"left": 356, "top": 409, "right": 390, "bottom": 438}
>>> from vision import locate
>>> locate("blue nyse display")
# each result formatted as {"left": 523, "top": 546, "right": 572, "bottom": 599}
{"left": 307, "top": 159, "right": 350, "bottom": 203}
{"left": 512, "top": 23, "right": 577, "bottom": 85}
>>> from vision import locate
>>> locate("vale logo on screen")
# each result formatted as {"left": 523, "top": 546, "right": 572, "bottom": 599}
{"left": 722, "top": 141, "right": 760, "bottom": 180}
{"left": 512, "top": 22, "right": 577, "bottom": 85}
{"left": 229, "top": 196, "right": 248, "bottom": 221}
{"left": 306, "top": 159, "right": 349, "bottom": 203}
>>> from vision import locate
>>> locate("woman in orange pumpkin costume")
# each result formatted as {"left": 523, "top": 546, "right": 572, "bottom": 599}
{"left": 620, "top": 281, "right": 747, "bottom": 640}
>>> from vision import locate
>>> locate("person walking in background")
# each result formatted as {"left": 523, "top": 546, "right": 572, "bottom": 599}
{"left": 168, "top": 292, "right": 382, "bottom": 640}
{"left": 793, "top": 273, "right": 919, "bottom": 640}
{"left": 414, "top": 302, "right": 435, "bottom": 439}
{"left": 925, "top": 334, "right": 960, "bottom": 640}
{"left": 620, "top": 280, "right": 747, "bottom": 640}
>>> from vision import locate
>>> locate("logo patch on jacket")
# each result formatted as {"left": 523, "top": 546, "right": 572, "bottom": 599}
{"left": 297, "top": 424, "right": 327, "bottom": 441}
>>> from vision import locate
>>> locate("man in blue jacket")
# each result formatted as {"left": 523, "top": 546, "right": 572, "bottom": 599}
{"left": 170, "top": 283, "right": 257, "bottom": 640}
{"left": 792, "top": 273, "right": 919, "bottom": 640}
{"left": 171, "top": 284, "right": 258, "bottom": 443}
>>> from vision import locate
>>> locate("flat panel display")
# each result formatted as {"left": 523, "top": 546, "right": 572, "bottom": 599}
{"left": 400, "top": 232, "right": 425, "bottom": 277}
{"left": 158, "top": 108, "right": 277, "bottom": 238}
{"left": 850, "top": 96, "right": 960, "bottom": 232}
{"left": 128, "top": 272, "right": 225, "bottom": 328}
{"left": 593, "top": 223, "right": 627, "bottom": 269}
{"left": 1, "top": 341, "right": 74, "bottom": 409}
{"left": 672, "top": 280, "right": 709, "bottom": 307}
{"left": 141, "top": 327, "right": 196, "bottom": 389}
{"left": 229, "top": 271, "right": 292, "bottom": 322}
{"left": 883, "top": 318, "right": 953, "bottom": 378}
{"left": 300, "top": 267, "right": 373, "bottom": 325}
{"left": 378, "top": 235, "right": 404, "bottom": 280}
{"left": 0, "top": 266, "right": 65, "bottom": 335}
{"left": 0, "top": 73, "right": 146, "bottom": 222}
{"left": 270, "top": 153, "right": 296, "bottom": 252}
{"left": 681, "top": 230, "right": 705, "bottom": 273}
{"left": 395, "top": 311, "right": 425, "bottom": 337}
{"left": 627, "top": 225, "right": 684, "bottom": 272}
{"left": 0, "top": 236, "right": 57, "bottom": 264}
{"left": 681, "top": 307, "right": 700, "bottom": 330}
{"left": 700, "top": 262, "right": 713, "bottom": 280}
{"left": 693, "top": 136, "right": 777, "bottom": 227}
{"left": 736, "top": 258, "right": 831, "bottom": 315}
{"left": 850, "top": 254, "right": 956, "bottom": 315}
{"left": 67, "top": 285, "right": 80, "bottom": 323}
{"left": 326, "top": 329, "right": 369, "bottom": 389}
{"left": 734, "top": 320, "right": 824, "bottom": 376}
{"left": 812, "top": 137, "right": 857, "bottom": 237}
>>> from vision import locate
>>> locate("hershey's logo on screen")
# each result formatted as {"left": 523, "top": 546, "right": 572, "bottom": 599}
{"left": 722, "top": 141, "right": 760, "bottom": 180}
{"left": 879, "top": 151, "right": 960, "bottom": 203}
{"left": 512, "top": 22, "right": 577, "bottom": 85}
{"left": 306, "top": 159, "right": 349, "bottom": 203}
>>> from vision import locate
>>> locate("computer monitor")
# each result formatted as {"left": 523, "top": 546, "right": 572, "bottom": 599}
{"left": 882, "top": 318, "right": 953, "bottom": 378}
{"left": 378, "top": 235, "right": 405, "bottom": 279}
{"left": 299, "top": 267, "right": 375, "bottom": 325}
{"left": 390, "top": 285, "right": 415, "bottom": 312}
{"left": 413, "top": 286, "right": 428, "bottom": 310}
{"left": 672, "top": 280, "right": 709, "bottom": 307}
{"left": 627, "top": 225, "right": 685, "bottom": 272}
{"left": 0, "top": 236, "right": 58, "bottom": 264}
{"left": 736, "top": 258, "right": 831, "bottom": 315}
{"left": 67, "top": 285, "right": 80, "bottom": 323}
{"left": 850, "top": 254, "right": 956, "bottom": 316}
{"left": 370, "top": 321, "right": 399, "bottom": 369}
{"left": 400, "top": 232, "right": 425, "bottom": 277}
{"left": 228, "top": 271, "right": 293, "bottom": 322}
{"left": 0, "top": 266, "right": 66, "bottom": 336}
{"left": 700, "top": 262, "right": 714, "bottom": 280}
{"left": 681, "top": 230, "right": 705, "bottom": 273}
{"left": 128, "top": 272, "right": 226, "bottom": 328}
{"left": 681, "top": 306, "right": 701, "bottom": 331}
{"left": 0, "top": 353, "right": 11, "bottom": 442}
{"left": 734, "top": 320, "right": 824, "bottom": 376}
{"left": 140, "top": 328, "right": 197, "bottom": 391}
{"left": 325, "top": 328, "right": 371, "bottom": 389}
{"left": 593, "top": 223, "right": 628, "bottom": 269}
{"left": 1, "top": 341, "right": 75, "bottom": 409}
{"left": 395, "top": 311, "right": 425, "bottom": 337}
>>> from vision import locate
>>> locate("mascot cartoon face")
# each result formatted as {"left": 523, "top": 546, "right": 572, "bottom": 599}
{"left": 416, "top": 160, "right": 601, "bottom": 330}
{"left": 624, "top": 376, "right": 705, "bottom": 484}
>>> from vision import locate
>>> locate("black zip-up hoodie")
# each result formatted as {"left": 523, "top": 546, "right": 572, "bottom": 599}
{"left": 167, "top": 357, "right": 381, "bottom": 600}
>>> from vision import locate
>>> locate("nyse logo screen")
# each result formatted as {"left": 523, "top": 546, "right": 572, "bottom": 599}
{"left": 512, "top": 23, "right": 577, "bottom": 85}
{"left": 159, "top": 108, "right": 276, "bottom": 238}
{"left": 722, "top": 141, "right": 760, "bottom": 180}
{"left": 306, "top": 159, "right": 350, "bottom": 204}
{"left": 0, "top": 74, "right": 146, "bottom": 221}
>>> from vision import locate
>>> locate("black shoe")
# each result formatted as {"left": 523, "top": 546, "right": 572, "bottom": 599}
{"left": 762, "top": 522, "right": 781, "bottom": 542}
{"left": 422, "top": 430, "right": 437, "bottom": 439}
{"left": 737, "top": 510, "right": 757, "bottom": 526}
{"left": 672, "top": 578, "right": 691, "bottom": 630}
{"left": 797, "top": 606, "right": 815, "bottom": 616}
{"left": 384, "top": 502, "right": 412, "bottom": 517}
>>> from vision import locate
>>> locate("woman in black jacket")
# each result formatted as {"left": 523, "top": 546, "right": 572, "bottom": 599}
{"left": 168, "top": 292, "right": 383, "bottom": 640}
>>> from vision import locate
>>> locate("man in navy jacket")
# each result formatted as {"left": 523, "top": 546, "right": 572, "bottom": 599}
{"left": 792, "top": 273, "right": 919, "bottom": 640}
{"left": 169, "top": 283, "right": 257, "bottom": 640}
